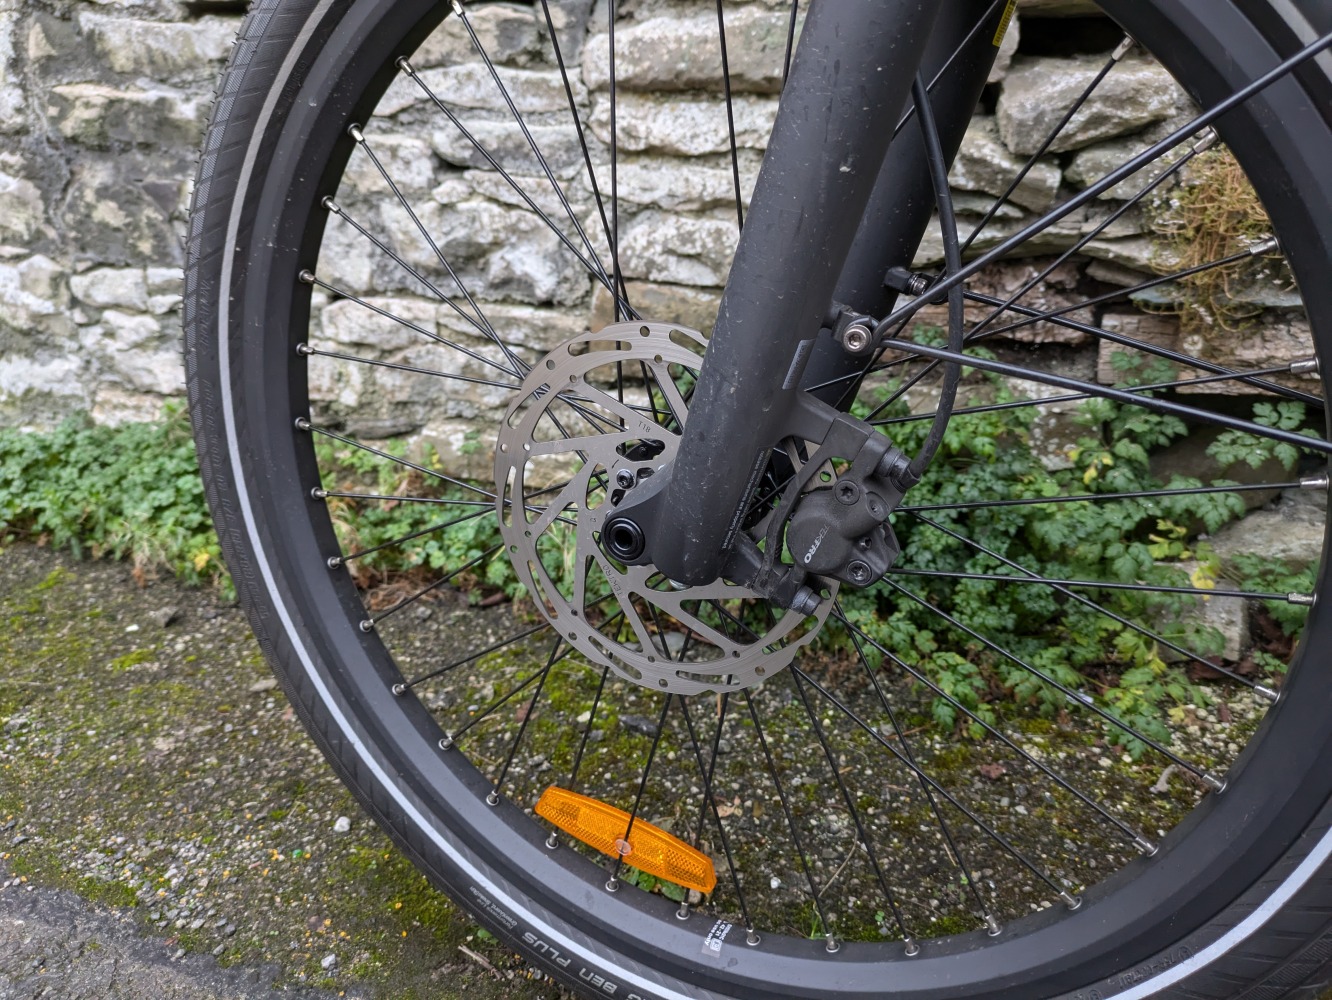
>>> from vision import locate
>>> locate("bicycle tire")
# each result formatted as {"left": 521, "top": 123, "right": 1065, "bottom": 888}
{"left": 184, "top": 2, "right": 1332, "bottom": 997}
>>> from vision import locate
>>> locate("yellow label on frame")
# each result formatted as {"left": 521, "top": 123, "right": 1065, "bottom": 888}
{"left": 994, "top": 0, "right": 1018, "bottom": 46}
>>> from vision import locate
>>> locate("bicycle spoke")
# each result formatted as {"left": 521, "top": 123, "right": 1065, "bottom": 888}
{"left": 678, "top": 695, "right": 754, "bottom": 934}
{"left": 300, "top": 421, "right": 496, "bottom": 499}
{"left": 395, "top": 59, "right": 633, "bottom": 317}
{"left": 883, "top": 578, "right": 1227, "bottom": 788}
{"left": 872, "top": 337, "right": 1331, "bottom": 456}
{"left": 787, "top": 667, "right": 917, "bottom": 950}
{"left": 743, "top": 689, "right": 837, "bottom": 947}
{"left": 906, "top": 511, "right": 1280, "bottom": 697}
{"left": 833, "top": 603, "right": 1156, "bottom": 856}
{"left": 877, "top": 27, "right": 1332, "bottom": 333}
{"left": 608, "top": 694, "right": 674, "bottom": 888}
{"left": 900, "top": 479, "right": 1305, "bottom": 513}
{"left": 362, "top": 542, "right": 504, "bottom": 630}
{"left": 401, "top": 620, "right": 552, "bottom": 690}
{"left": 452, "top": 2, "right": 624, "bottom": 305}
{"left": 715, "top": 0, "right": 744, "bottom": 232}
{"left": 794, "top": 664, "right": 1082, "bottom": 919}
{"left": 962, "top": 35, "right": 1133, "bottom": 252}
{"left": 299, "top": 270, "right": 524, "bottom": 381}
{"left": 486, "top": 636, "right": 565, "bottom": 800}
{"left": 348, "top": 132, "right": 531, "bottom": 383}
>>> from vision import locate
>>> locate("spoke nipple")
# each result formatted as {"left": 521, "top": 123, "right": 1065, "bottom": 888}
{"left": 824, "top": 934, "right": 840, "bottom": 954}
{"left": 676, "top": 903, "right": 690, "bottom": 921}
{"left": 605, "top": 877, "right": 619, "bottom": 893}
{"left": 294, "top": 417, "right": 312, "bottom": 431}
{"left": 1192, "top": 126, "right": 1219, "bottom": 154}
{"left": 903, "top": 937, "right": 920, "bottom": 957}
{"left": 1061, "top": 892, "right": 1082, "bottom": 911}
{"left": 326, "top": 555, "right": 343, "bottom": 569}
{"left": 310, "top": 487, "right": 328, "bottom": 500}
{"left": 450, "top": 0, "right": 464, "bottom": 16}
{"left": 545, "top": 833, "right": 559, "bottom": 850}
{"left": 486, "top": 790, "right": 500, "bottom": 806}
{"left": 297, "top": 269, "right": 316, "bottom": 284}
{"left": 1300, "top": 472, "right": 1330, "bottom": 490}
{"left": 321, "top": 197, "right": 341, "bottom": 215}
{"left": 359, "top": 619, "right": 375, "bottom": 633}
{"left": 745, "top": 927, "right": 761, "bottom": 947}
{"left": 395, "top": 56, "right": 415, "bottom": 75}
{"left": 1288, "top": 592, "right": 1315, "bottom": 607}
{"left": 347, "top": 123, "right": 365, "bottom": 143}
{"left": 1249, "top": 235, "right": 1281, "bottom": 257}
{"left": 985, "top": 915, "right": 1002, "bottom": 937}
{"left": 1135, "top": 835, "right": 1159, "bottom": 857}
{"left": 1255, "top": 683, "right": 1280, "bottom": 704}
{"left": 438, "top": 734, "right": 454, "bottom": 750}
{"left": 391, "top": 682, "right": 406, "bottom": 696}
{"left": 296, "top": 342, "right": 314, "bottom": 356}
{"left": 1203, "top": 772, "right": 1227, "bottom": 794}
{"left": 1289, "top": 356, "right": 1319, "bottom": 375}
{"left": 1112, "top": 35, "right": 1135, "bottom": 60}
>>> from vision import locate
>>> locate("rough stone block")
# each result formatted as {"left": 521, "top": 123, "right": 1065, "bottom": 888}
{"left": 79, "top": 13, "right": 236, "bottom": 81}
{"left": 48, "top": 83, "right": 207, "bottom": 150}
{"left": 949, "top": 117, "right": 1061, "bottom": 213}
{"left": 1210, "top": 491, "right": 1325, "bottom": 575}
{"left": 582, "top": 8, "right": 791, "bottom": 94}
{"left": 0, "top": 170, "right": 45, "bottom": 244}
{"left": 70, "top": 268, "right": 149, "bottom": 311}
{"left": 414, "top": 4, "right": 543, "bottom": 69}
{"left": 998, "top": 55, "right": 1187, "bottom": 155}
{"left": 619, "top": 210, "right": 737, "bottom": 287}
{"left": 588, "top": 92, "right": 778, "bottom": 158}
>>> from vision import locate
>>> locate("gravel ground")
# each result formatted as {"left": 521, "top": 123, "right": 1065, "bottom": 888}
{"left": 0, "top": 542, "right": 571, "bottom": 999}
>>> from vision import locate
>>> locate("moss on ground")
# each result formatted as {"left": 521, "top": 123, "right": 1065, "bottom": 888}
{"left": 0, "top": 543, "right": 568, "bottom": 998}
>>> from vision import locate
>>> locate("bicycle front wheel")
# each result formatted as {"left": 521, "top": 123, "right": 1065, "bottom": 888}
{"left": 185, "top": 1, "right": 1332, "bottom": 997}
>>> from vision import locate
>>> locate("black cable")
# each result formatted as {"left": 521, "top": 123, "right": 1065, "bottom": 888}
{"left": 906, "top": 74, "right": 964, "bottom": 482}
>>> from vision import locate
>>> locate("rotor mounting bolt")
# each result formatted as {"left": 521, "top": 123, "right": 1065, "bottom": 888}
{"left": 847, "top": 561, "right": 872, "bottom": 585}
{"left": 616, "top": 469, "right": 636, "bottom": 489}
{"left": 834, "top": 481, "right": 861, "bottom": 505}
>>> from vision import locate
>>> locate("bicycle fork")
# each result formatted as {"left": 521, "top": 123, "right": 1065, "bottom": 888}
{"left": 609, "top": 0, "right": 1007, "bottom": 605}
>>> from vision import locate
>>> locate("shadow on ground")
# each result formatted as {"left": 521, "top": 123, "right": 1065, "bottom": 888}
{"left": 0, "top": 543, "right": 571, "bottom": 999}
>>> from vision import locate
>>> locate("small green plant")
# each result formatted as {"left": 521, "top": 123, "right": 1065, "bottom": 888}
{"left": 0, "top": 406, "right": 225, "bottom": 589}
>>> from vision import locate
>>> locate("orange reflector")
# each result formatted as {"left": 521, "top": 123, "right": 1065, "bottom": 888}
{"left": 536, "top": 786, "right": 717, "bottom": 895}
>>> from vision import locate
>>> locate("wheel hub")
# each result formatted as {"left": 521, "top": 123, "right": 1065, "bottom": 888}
{"left": 495, "top": 322, "right": 836, "bottom": 696}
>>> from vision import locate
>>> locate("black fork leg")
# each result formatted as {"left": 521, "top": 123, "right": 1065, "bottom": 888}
{"left": 648, "top": 1, "right": 979, "bottom": 586}
{"left": 802, "top": 0, "right": 1010, "bottom": 406}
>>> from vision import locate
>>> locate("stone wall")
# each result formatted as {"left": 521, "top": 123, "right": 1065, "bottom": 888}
{"left": 1, "top": 0, "right": 241, "bottom": 426}
{"left": 0, "top": 0, "right": 1309, "bottom": 437}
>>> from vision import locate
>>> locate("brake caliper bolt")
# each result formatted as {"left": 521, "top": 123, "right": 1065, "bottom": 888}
{"left": 834, "top": 480, "right": 860, "bottom": 505}
{"left": 847, "top": 561, "right": 872, "bottom": 585}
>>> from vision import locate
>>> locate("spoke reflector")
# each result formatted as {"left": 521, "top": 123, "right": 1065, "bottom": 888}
{"left": 536, "top": 786, "right": 717, "bottom": 894}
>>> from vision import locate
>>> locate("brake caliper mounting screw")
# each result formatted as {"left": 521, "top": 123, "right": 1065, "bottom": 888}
{"left": 847, "top": 561, "right": 872, "bottom": 585}
{"left": 842, "top": 323, "right": 872, "bottom": 354}
{"left": 834, "top": 480, "right": 860, "bottom": 505}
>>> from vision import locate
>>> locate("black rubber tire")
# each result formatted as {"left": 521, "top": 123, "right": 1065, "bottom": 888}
{"left": 184, "top": 2, "right": 1332, "bottom": 997}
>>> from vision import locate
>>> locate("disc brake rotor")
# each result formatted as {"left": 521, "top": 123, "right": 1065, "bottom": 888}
{"left": 495, "top": 322, "right": 836, "bottom": 696}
